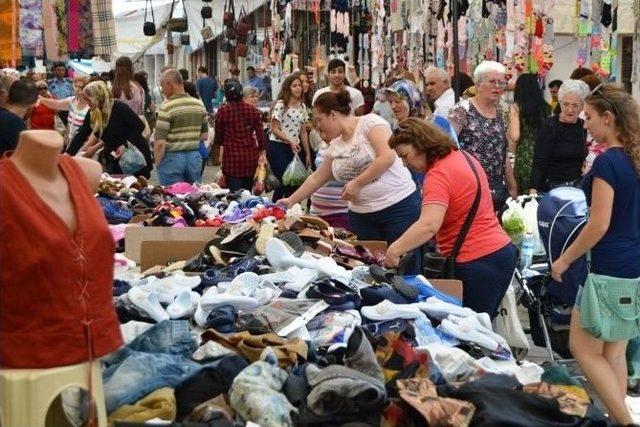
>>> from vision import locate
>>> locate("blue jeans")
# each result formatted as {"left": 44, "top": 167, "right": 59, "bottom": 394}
{"left": 102, "top": 349, "right": 201, "bottom": 412}
{"left": 157, "top": 150, "right": 203, "bottom": 186}
{"left": 455, "top": 243, "right": 517, "bottom": 319}
{"left": 126, "top": 320, "right": 196, "bottom": 357}
{"left": 226, "top": 175, "right": 254, "bottom": 192}
{"left": 348, "top": 191, "right": 421, "bottom": 274}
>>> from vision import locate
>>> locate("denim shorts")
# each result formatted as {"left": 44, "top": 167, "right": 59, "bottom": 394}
{"left": 574, "top": 286, "right": 583, "bottom": 310}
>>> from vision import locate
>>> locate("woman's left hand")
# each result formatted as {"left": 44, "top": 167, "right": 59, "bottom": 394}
{"left": 551, "top": 257, "right": 569, "bottom": 282}
{"left": 385, "top": 245, "right": 402, "bottom": 268}
{"left": 341, "top": 180, "right": 361, "bottom": 202}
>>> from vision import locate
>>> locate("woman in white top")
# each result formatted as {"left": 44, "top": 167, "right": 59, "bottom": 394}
{"left": 279, "top": 90, "right": 421, "bottom": 273}
{"left": 37, "top": 75, "right": 90, "bottom": 145}
{"left": 268, "top": 73, "right": 312, "bottom": 201}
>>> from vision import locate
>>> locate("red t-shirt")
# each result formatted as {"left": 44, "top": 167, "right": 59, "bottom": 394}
{"left": 30, "top": 103, "right": 56, "bottom": 130}
{"left": 423, "top": 150, "right": 510, "bottom": 263}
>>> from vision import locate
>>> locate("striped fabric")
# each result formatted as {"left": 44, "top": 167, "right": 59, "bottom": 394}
{"left": 309, "top": 144, "right": 349, "bottom": 218}
{"left": 155, "top": 93, "right": 209, "bottom": 152}
{"left": 90, "top": 0, "right": 116, "bottom": 56}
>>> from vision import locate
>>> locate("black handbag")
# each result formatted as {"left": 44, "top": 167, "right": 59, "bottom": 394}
{"left": 201, "top": 5, "right": 212, "bottom": 19}
{"left": 143, "top": 0, "right": 156, "bottom": 36}
{"left": 423, "top": 151, "right": 482, "bottom": 279}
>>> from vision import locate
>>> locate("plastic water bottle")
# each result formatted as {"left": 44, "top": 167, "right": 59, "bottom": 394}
{"left": 520, "top": 232, "right": 534, "bottom": 269}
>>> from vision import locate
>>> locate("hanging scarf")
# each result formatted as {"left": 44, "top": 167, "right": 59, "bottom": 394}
{"left": 83, "top": 81, "right": 113, "bottom": 138}
{"left": 0, "top": 0, "right": 20, "bottom": 66}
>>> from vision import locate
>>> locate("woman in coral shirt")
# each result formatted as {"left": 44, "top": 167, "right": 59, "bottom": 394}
{"left": 384, "top": 118, "right": 516, "bottom": 318}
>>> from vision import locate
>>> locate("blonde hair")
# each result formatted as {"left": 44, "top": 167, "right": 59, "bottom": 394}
{"left": 586, "top": 84, "right": 640, "bottom": 174}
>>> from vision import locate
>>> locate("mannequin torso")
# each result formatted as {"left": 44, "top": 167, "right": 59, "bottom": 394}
{"left": 9, "top": 130, "right": 102, "bottom": 233}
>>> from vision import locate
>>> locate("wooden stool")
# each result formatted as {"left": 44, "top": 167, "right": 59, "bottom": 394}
{"left": 0, "top": 362, "right": 107, "bottom": 427}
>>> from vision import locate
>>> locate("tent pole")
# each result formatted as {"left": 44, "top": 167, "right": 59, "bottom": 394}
{"left": 451, "top": 0, "right": 460, "bottom": 103}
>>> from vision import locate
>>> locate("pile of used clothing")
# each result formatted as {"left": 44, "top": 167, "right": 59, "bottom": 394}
{"left": 101, "top": 178, "right": 610, "bottom": 427}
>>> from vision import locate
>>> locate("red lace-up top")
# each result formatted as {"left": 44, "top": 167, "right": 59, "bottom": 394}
{"left": 0, "top": 154, "right": 123, "bottom": 368}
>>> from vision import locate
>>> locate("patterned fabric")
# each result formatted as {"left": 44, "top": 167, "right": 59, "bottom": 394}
{"left": 55, "top": 0, "right": 68, "bottom": 56}
{"left": 90, "top": 0, "right": 116, "bottom": 56}
{"left": 83, "top": 80, "right": 113, "bottom": 137}
{"left": 19, "top": 0, "right": 44, "bottom": 57}
{"left": 155, "top": 93, "right": 208, "bottom": 152}
{"left": 310, "top": 143, "right": 348, "bottom": 218}
{"left": 449, "top": 100, "right": 508, "bottom": 187}
{"left": 214, "top": 101, "right": 268, "bottom": 177}
{"left": 78, "top": 0, "right": 94, "bottom": 57}
{"left": 514, "top": 117, "right": 537, "bottom": 193}
{"left": 0, "top": 0, "right": 20, "bottom": 66}
{"left": 67, "top": 0, "right": 81, "bottom": 53}
{"left": 269, "top": 100, "right": 309, "bottom": 143}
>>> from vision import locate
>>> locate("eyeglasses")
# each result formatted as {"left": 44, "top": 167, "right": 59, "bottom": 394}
{"left": 483, "top": 79, "right": 507, "bottom": 88}
{"left": 560, "top": 101, "right": 582, "bottom": 111}
{"left": 589, "top": 83, "right": 619, "bottom": 117}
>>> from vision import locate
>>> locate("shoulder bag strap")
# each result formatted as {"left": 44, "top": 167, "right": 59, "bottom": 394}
{"left": 450, "top": 150, "right": 482, "bottom": 261}
{"left": 168, "top": 0, "right": 177, "bottom": 19}
{"left": 180, "top": 0, "right": 187, "bottom": 17}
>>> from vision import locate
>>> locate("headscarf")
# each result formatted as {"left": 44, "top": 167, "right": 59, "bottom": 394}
{"left": 82, "top": 81, "right": 114, "bottom": 137}
{"left": 383, "top": 79, "right": 425, "bottom": 118}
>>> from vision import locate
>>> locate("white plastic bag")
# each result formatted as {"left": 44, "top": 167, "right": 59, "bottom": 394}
{"left": 493, "top": 280, "right": 530, "bottom": 352}
{"left": 501, "top": 198, "right": 526, "bottom": 244}
{"left": 522, "top": 198, "right": 546, "bottom": 255}
{"left": 282, "top": 155, "right": 309, "bottom": 186}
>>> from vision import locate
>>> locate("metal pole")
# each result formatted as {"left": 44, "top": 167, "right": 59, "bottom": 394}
{"left": 451, "top": 0, "right": 460, "bottom": 103}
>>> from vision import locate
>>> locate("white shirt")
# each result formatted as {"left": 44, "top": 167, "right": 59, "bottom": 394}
{"left": 326, "top": 114, "right": 415, "bottom": 213}
{"left": 434, "top": 87, "right": 456, "bottom": 118}
{"left": 312, "top": 86, "right": 365, "bottom": 114}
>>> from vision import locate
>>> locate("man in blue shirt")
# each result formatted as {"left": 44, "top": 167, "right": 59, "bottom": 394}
{"left": 47, "top": 62, "right": 74, "bottom": 125}
{"left": 245, "top": 66, "right": 269, "bottom": 102}
{"left": 196, "top": 66, "right": 218, "bottom": 113}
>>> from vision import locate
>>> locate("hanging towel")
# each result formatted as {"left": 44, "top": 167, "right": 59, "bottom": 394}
{"left": 43, "top": 0, "right": 63, "bottom": 60}
{"left": 79, "top": 0, "right": 94, "bottom": 58}
{"left": 55, "top": 0, "right": 68, "bottom": 57}
{"left": 91, "top": 0, "right": 116, "bottom": 56}
{"left": 20, "top": 0, "right": 44, "bottom": 57}
{"left": 0, "top": 0, "right": 21, "bottom": 66}
{"left": 67, "top": 0, "right": 81, "bottom": 54}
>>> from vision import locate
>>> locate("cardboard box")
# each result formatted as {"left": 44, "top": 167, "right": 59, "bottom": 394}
{"left": 125, "top": 227, "right": 219, "bottom": 264}
{"left": 140, "top": 240, "right": 207, "bottom": 271}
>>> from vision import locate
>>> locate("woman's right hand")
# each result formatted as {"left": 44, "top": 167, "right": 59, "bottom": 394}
{"left": 277, "top": 197, "right": 293, "bottom": 209}
{"left": 289, "top": 140, "right": 301, "bottom": 152}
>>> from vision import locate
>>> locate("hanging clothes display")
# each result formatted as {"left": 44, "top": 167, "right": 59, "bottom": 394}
{"left": 67, "top": 0, "right": 94, "bottom": 58}
{"left": 19, "top": 0, "right": 44, "bottom": 58}
{"left": 90, "top": 0, "right": 117, "bottom": 56}
{"left": 42, "top": 0, "right": 63, "bottom": 61}
{"left": 0, "top": 0, "right": 21, "bottom": 66}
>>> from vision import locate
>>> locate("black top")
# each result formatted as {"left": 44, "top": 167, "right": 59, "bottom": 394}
{"left": 530, "top": 116, "right": 587, "bottom": 191}
{"left": 67, "top": 101, "right": 152, "bottom": 177}
{"left": 0, "top": 108, "right": 27, "bottom": 157}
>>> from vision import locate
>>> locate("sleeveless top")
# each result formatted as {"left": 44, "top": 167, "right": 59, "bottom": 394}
{"left": 0, "top": 154, "right": 122, "bottom": 368}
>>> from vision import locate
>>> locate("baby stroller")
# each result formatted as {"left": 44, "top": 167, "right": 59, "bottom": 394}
{"left": 521, "top": 187, "right": 588, "bottom": 359}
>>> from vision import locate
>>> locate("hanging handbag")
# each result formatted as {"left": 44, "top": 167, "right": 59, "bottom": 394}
{"left": 223, "top": 0, "right": 235, "bottom": 27}
{"left": 143, "top": 0, "right": 156, "bottom": 36}
{"left": 236, "top": 6, "right": 250, "bottom": 39}
{"left": 423, "top": 151, "right": 482, "bottom": 279}
{"left": 180, "top": 33, "right": 190, "bottom": 46}
{"left": 220, "top": 38, "right": 232, "bottom": 53}
{"left": 167, "top": 0, "right": 188, "bottom": 33}
{"left": 201, "top": 5, "right": 212, "bottom": 19}
{"left": 579, "top": 245, "right": 640, "bottom": 341}
{"left": 201, "top": 25, "right": 214, "bottom": 40}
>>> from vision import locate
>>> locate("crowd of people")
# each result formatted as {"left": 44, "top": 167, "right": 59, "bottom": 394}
{"left": 1, "top": 56, "right": 640, "bottom": 423}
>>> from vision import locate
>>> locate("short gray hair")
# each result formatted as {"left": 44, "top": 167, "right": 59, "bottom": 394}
{"left": 243, "top": 86, "right": 258, "bottom": 98}
{"left": 160, "top": 69, "right": 183, "bottom": 85}
{"left": 473, "top": 61, "right": 507, "bottom": 84}
{"left": 424, "top": 67, "right": 450, "bottom": 83}
{"left": 558, "top": 79, "right": 590, "bottom": 102}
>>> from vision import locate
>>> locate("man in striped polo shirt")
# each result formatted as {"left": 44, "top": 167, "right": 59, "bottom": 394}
{"left": 154, "top": 69, "right": 209, "bottom": 185}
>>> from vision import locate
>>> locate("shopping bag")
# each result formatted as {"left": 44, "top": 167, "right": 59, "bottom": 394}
{"left": 118, "top": 143, "right": 146, "bottom": 175}
{"left": 523, "top": 197, "right": 545, "bottom": 255}
{"left": 493, "top": 279, "right": 530, "bottom": 353}
{"left": 282, "top": 155, "right": 308, "bottom": 186}
{"left": 501, "top": 197, "right": 526, "bottom": 244}
{"left": 265, "top": 164, "right": 281, "bottom": 192}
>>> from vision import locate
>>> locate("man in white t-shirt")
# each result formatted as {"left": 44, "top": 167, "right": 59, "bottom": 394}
{"left": 312, "top": 59, "right": 365, "bottom": 116}
{"left": 424, "top": 66, "right": 455, "bottom": 119}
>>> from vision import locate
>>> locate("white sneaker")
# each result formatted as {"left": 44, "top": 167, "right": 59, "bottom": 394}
{"left": 361, "top": 300, "right": 425, "bottom": 321}
{"left": 418, "top": 297, "right": 482, "bottom": 321}
{"left": 128, "top": 287, "right": 170, "bottom": 322}
{"left": 167, "top": 291, "right": 200, "bottom": 319}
